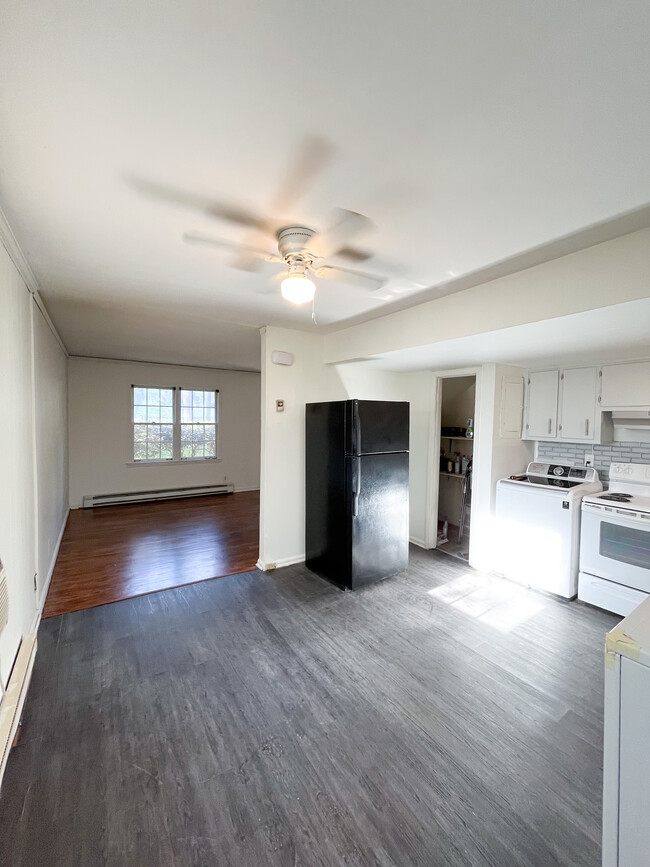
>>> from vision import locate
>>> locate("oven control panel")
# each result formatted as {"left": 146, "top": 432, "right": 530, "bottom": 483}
{"left": 610, "top": 462, "right": 650, "bottom": 484}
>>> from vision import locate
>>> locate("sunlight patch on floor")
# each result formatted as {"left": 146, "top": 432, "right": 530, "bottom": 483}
{"left": 428, "top": 571, "right": 547, "bottom": 632}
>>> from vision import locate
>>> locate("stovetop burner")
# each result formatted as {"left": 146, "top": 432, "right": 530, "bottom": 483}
{"left": 597, "top": 492, "right": 634, "bottom": 502}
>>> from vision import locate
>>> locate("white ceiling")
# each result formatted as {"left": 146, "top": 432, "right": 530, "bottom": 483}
{"left": 363, "top": 298, "right": 650, "bottom": 372}
{"left": 1, "top": 1, "right": 649, "bottom": 371}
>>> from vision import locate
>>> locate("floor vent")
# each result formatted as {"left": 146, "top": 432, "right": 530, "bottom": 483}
{"left": 82, "top": 483, "right": 235, "bottom": 508}
{"left": 0, "top": 633, "right": 37, "bottom": 791}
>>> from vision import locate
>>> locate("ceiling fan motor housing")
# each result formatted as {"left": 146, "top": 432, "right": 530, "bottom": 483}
{"left": 276, "top": 225, "right": 317, "bottom": 261}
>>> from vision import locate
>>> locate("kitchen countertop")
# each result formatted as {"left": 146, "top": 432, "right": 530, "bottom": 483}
{"left": 605, "top": 595, "right": 650, "bottom": 669}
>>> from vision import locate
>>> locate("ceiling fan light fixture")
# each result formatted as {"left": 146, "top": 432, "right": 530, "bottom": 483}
{"left": 280, "top": 274, "right": 316, "bottom": 304}
{"left": 280, "top": 262, "right": 316, "bottom": 304}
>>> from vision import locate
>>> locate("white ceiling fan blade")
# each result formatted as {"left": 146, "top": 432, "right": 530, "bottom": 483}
{"left": 255, "top": 271, "right": 286, "bottom": 294}
{"left": 307, "top": 209, "right": 374, "bottom": 259}
{"left": 270, "top": 134, "right": 336, "bottom": 216}
{"left": 183, "top": 231, "right": 282, "bottom": 262}
{"left": 313, "top": 265, "right": 385, "bottom": 291}
{"left": 128, "top": 175, "right": 272, "bottom": 232}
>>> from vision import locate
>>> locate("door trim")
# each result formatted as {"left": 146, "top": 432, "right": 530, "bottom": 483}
{"left": 425, "top": 368, "right": 481, "bottom": 558}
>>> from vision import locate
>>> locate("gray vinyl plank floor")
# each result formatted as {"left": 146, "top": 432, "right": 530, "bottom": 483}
{"left": 0, "top": 547, "right": 618, "bottom": 866}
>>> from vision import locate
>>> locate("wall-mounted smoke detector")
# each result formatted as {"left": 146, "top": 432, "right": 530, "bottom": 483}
{"left": 271, "top": 350, "right": 295, "bottom": 366}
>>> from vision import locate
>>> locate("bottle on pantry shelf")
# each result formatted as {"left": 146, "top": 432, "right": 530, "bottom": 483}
{"left": 461, "top": 455, "right": 469, "bottom": 474}
{"left": 454, "top": 452, "right": 461, "bottom": 474}
{"left": 466, "top": 418, "right": 474, "bottom": 438}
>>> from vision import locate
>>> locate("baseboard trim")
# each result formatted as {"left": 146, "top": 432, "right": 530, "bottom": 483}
{"left": 256, "top": 554, "right": 305, "bottom": 572}
{"left": 70, "top": 487, "right": 259, "bottom": 510}
{"left": 31, "top": 508, "right": 69, "bottom": 635}
{"left": 0, "top": 632, "right": 37, "bottom": 792}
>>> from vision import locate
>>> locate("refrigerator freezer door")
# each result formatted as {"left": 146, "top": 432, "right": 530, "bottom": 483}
{"left": 347, "top": 452, "right": 409, "bottom": 588}
{"left": 347, "top": 400, "right": 409, "bottom": 455}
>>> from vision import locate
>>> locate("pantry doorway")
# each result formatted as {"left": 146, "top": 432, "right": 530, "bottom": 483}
{"left": 432, "top": 373, "right": 478, "bottom": 563}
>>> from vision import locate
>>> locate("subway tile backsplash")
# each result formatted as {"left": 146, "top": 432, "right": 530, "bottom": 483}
{"left": 536, "top": 441, "right": 650, "bottom": 486}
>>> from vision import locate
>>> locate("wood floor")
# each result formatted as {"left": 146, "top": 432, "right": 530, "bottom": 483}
{"left": 43, "top": 491, "right": 259, "bottom": 617}
{"left": 1, "top": 547, "right": 617, "bottom": 866}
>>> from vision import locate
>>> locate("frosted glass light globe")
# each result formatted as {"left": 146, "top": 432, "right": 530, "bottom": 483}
{"left": 280, "top": 274, "right": 316, "bottom": 304}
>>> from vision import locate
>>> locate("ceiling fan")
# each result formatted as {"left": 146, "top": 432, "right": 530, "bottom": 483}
{"left": 183, "top": 213, "right": 388, "bottom": 304}
{"left": 127, "top": 135, "right": 390, "bottom": 305}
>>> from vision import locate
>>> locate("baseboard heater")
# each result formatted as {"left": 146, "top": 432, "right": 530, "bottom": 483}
{"left": 0, "top": 633, "right": 37, "bottom": 792}
{"left": 83, "top": 482, "right": 235, "bottom": 508}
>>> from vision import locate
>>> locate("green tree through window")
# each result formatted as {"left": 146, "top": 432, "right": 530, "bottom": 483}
{"left": 132, "top": 386, "right": 218, "bottom": 462}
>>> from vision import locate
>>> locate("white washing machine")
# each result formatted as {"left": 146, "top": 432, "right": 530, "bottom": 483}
{"left": 495, "top": 462, "right": 602, "bottom": 598}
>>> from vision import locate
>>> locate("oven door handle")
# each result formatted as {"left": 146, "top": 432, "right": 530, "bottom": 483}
{"left": 583, "top": 505, "right": 650, "bottom": 531}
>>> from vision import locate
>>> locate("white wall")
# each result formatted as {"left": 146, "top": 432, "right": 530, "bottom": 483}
{"left": 0, "top": 239, "right": 68, "bottom": 689}
{"left": 259, "top": 327, "right": 434, "bottom": 568}
{"left": 34, "top": 306, "right": 69, "bottom": 607}
{"left": 470, "top": 364, "right": 534, "bottom": 572}
{"left": 0, "top": 244, "right": 36, "bottom": 687}
{"left": 324, "top": 228, "right": 650, "bottom": 363}
{"left": 67, "top": 357, "right": 260, "bottom": 507}
{"left": 259, "top": 328, "right": 339, "bottom": 569}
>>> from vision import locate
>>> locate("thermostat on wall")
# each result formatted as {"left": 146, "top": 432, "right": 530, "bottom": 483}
{"left": 271, "top": 350, "right": 294, "bottom": 366}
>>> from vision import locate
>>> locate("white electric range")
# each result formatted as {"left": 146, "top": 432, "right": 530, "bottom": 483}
{"left": 579, "top": 462, "right": 650, "bottom": 616}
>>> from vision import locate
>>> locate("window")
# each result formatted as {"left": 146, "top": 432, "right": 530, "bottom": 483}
{"left": 132, "top": 386, "right": 219, "bottom": 462}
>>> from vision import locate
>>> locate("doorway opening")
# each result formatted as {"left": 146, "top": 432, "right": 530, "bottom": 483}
{"left": 435, "top": 375, "right": 476, "bottom": 562}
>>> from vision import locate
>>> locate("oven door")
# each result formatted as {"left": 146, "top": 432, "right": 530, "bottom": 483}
{"left": 580, "top": 506, "right": 650, "bottom": 592}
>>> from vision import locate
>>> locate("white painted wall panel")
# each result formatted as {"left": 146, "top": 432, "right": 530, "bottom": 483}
{"left": 0, "top": 244, "right": 36, "bottom": 687}
{"left": 67, "top": 357, "right": 260, "bottom": 508}
{"left": 33, "top": 306, "right": 68, "bottom": 606}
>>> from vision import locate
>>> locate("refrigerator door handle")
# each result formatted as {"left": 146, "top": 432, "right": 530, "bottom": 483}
{"left": 352, "top": 457, "right": 361, "bottom": 517}
{"left": 353, "top": 401, "right": 361, "bottom": 455}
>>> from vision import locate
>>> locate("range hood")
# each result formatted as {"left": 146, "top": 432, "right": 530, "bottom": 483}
{"left": 612, "top": 410, "right": 650, "bottom": 442}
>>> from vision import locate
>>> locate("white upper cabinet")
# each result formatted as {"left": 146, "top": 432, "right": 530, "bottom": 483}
{"left": 525, "top": 370, "right": 558, "bottom": 439}
{"left": 524, "top": 366, "right": 612, "bottom": 443}
{"left": 559, "top": 367, "right": 597, "bottom": 441}
{"left": 600, "top": 362, "right": 650, "bottom": 409}
{"left": 500, "top": 376, "right": 525, "bottom": 438}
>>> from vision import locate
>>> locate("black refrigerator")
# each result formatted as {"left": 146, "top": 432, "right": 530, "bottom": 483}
{"left": 305, "top": 399, "right": 409, "bottom": 590}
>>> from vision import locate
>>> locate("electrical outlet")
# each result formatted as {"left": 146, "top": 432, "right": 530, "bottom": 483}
{"left": 585, "top": 453, "right": 595, "bottom": 468}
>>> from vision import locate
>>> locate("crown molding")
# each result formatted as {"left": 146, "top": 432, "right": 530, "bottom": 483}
{"left": 0, "top": 205, "right": 68, "bottom": 356}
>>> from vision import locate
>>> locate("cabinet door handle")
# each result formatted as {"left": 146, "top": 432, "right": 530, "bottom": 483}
{"left": 585, "top": 418, "right": 589, "bottom": 436}
{"left": 548, "top": 418, "right": 552, "bottom": 435}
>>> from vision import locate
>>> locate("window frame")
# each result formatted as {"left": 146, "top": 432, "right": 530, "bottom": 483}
{"left": 130, "top": 385, "right": 220, "bottom": 464}
{"left": 179, "top": 387, "right": 220, "bottom": 461}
